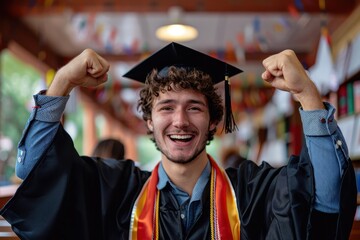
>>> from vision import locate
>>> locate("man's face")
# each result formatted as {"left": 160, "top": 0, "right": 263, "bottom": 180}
{"left": 147, "top": 88, "right": 216, "bottom": 164}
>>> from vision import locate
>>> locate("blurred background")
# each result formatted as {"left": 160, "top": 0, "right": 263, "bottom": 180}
{"left": 0, "top": 0, "right": 360, "bottom": 184}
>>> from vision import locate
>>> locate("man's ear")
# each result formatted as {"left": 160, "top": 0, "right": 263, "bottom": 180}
{"left": 147, "top": 119, "right": 153, "bottom": 132}
{"left": 209, "top": 122, "right": 217, "bottom": 132}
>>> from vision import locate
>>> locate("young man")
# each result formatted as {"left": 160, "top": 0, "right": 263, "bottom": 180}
{"left": 0, "top": 43, "right": 356, "bottom": 239}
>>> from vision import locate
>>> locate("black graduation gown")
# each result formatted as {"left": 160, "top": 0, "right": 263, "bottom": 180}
{"left": 0, "top": 125, "right": 357, "bottom": 239}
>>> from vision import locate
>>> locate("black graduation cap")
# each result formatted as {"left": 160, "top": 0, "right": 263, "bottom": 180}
{"left": 123, "top": 42, "right": 243, "bottom": 133}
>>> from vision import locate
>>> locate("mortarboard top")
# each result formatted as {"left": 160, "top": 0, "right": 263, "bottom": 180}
{"left": 123, "top": 42, "right": 242, "bottom": 84}
{"left": 123, "top": 42, "right": 243, "bottom": 133}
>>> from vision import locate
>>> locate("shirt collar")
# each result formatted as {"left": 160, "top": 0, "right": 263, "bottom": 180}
{"left": 157, "top": 160, "right": 211, "bottom": 200}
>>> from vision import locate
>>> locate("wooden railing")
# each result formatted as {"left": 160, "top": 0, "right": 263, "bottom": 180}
{"left": 0, "top": 216, "right": 19, "bottom": 240}
{"left": 0, "top": 185, "right": 19, "bottom": 239}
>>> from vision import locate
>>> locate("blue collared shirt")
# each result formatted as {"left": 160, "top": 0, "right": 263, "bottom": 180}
{"left": 157, "top": 161, "right": 211, "bottom": 232}
{"left": 16, "top": 93, "right": 349, "bottom": 219}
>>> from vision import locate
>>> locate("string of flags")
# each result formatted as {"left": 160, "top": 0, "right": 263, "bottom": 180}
{"left": 66, "top": 11, "right": 304, "bottom": 62}
{"left": 28, "top": 0, "right": 330, "bottom": 63}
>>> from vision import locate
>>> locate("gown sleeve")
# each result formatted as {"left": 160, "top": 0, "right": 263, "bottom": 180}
{"left": 0, "top": 125, "right": 151, "bottom": 240}
{"left": 226, "top": 144, "right": 357, "bottom": 240}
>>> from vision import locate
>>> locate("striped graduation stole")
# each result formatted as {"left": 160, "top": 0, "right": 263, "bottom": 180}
{"left": 129, "top": 156, "right": 240, "bottom": 239}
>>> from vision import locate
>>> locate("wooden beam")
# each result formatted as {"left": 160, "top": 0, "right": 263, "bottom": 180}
{"left": 0, "top": 14, "right": 63, "bottom": 71}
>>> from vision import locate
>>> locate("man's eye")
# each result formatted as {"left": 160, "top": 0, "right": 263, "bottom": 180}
{"left": 189, "top": 107, "right": 201, "bottom": 111}
{"left": 160, "top": 107, "right": 173, "bottom": 111}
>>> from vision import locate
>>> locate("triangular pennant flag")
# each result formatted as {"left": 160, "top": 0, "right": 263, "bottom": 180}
{"left": 308, "top": 34, "right": 338, "bottom": 95}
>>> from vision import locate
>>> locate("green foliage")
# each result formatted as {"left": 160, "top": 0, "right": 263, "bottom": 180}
{"left": 0, "top": 50, "right": 43, "bottom": 181}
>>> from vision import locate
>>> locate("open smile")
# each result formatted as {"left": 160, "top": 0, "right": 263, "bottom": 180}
{"left": 168, "top": 134, "right": 194, "bottom": 143}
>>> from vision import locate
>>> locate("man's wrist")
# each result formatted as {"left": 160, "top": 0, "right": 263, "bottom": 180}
{"left": 46, "top": 69, "right": 74, "bottom": 96}
{"left": 295, "top": 83, "right": 325, "bottom": 110}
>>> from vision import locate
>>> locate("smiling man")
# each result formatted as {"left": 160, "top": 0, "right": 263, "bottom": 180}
{"left": 0, "top": 42, "right": 357, "bottom": 240}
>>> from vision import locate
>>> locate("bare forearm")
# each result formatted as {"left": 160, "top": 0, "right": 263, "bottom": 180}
{"left": 294, "top": 81, "right": 325, "bottom": 111}
{"left": 47, "top": 68, "right": 75, "bottom": 96}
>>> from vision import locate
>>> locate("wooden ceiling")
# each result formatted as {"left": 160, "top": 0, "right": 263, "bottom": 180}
{"left": 1, "top": 0, "right": 358, "bottom": 69}
{"left": 2, "top": 0, "right": 357, "bottom": 15}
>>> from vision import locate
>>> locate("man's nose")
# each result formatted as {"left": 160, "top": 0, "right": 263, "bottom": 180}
{"left": 172, "top": 109, "right": 190, "bottom": 128}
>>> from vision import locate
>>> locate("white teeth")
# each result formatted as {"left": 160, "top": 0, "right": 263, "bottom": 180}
{"left": 170, "top": 135, "right": 192, "bottom": 140}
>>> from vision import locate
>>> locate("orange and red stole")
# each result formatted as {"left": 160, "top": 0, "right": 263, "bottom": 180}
{"left": 129, "top": 156, "right": 240, "bottom": 240}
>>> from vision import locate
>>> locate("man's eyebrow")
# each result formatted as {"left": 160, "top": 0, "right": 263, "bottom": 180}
{"left": 154, "top": 99, "right": 175, "bottom": 106}
{"left": 187, "top": 99, "right": 207, "bottom": 106}
{"left": 155, "top": 99, "right": 207, "bottom": 106}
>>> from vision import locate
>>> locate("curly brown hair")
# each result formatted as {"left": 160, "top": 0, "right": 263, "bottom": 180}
{"left": 137, "top": 66, "right": 224, "bottom": 143}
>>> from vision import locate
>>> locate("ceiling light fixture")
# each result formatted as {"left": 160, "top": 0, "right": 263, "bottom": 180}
{"left": 156, "top": 6, "right": 198, "bottom": 42}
